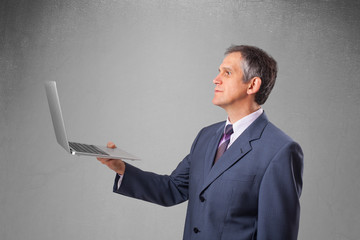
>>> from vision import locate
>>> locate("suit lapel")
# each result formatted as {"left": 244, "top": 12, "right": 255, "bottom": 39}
{"left": 203, "top": 123, "right": 224, "bottom": 181}
{"left": 200, "top": 112, "right": 269, "bottom": 194}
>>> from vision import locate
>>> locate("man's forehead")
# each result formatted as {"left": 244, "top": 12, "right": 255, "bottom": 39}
{"left": 220, "top": 52, "right": 242, "bottom": 69}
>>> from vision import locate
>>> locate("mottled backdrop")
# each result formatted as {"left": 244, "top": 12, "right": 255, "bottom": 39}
{"left": 1, "top": 0, "right": 359, "bottom": 239}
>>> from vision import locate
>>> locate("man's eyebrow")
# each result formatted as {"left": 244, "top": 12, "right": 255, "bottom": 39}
{"left": 219, "top": 66, "right": 232, "bottom": 72}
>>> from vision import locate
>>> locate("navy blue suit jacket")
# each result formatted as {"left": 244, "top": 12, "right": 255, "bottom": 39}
{"left": 114, "top": 112, "right": 303, "bottom": 240}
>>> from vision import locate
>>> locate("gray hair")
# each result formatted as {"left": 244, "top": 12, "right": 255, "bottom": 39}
{"left": 225, "top": 45, "right": 278, "bottom": 105}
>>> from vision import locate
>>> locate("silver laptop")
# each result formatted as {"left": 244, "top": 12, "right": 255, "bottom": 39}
{"left": 45, "top": 81, "right": 139, "bottom": 160}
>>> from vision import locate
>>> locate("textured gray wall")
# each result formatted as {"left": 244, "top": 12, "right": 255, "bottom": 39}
{"left": 1, "top": 0, "right": 359, "bottom": 239}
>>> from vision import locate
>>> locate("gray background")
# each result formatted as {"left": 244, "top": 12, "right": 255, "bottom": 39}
{"left": 1, "top": 0, "right": 359, "bottom": 239}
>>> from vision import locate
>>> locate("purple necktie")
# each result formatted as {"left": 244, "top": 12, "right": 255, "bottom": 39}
{"left": 213, "top": 124, "right": 234, "bottom": 164}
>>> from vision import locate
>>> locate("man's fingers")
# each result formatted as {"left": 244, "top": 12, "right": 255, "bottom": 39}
{"left": 107, "top": 141, "right": 116, "bottom": 149}
{"left": 96, "top": 156, "right": 125, "bottom": 175}
{"left": 97, "top": 157, "right": 110, "bottom": 164}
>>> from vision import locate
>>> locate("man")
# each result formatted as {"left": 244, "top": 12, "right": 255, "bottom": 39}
{"left": 98, "top": 45, "right": 303, "bottom": 240}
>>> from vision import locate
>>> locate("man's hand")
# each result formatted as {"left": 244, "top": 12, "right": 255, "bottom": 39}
{"left": 97, "top": 141, "right": 126, "bottom": 175}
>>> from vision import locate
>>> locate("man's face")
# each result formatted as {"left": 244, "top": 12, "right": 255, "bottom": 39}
{"left": 212, "top": 52, "right": 249, "bottom": 110}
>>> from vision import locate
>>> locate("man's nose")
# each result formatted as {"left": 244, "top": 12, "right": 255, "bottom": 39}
{"left": 213, "top": 75, "right": 222, "bottom": 85}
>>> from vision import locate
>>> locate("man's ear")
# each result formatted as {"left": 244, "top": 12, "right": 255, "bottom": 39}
{"left": 247, "top": 77, "right": 262, "bottom": 95}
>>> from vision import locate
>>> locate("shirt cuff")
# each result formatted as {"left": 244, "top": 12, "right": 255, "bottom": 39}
{"left": 117, "top": 174, "right": 123, "bottom": 189}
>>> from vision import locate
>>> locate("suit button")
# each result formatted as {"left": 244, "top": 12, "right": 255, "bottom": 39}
{"left": 193, "top": 227, "right": 200, "bottom": 233}
{"left": 199, "top": 196, "right": 205, "bottom": 202}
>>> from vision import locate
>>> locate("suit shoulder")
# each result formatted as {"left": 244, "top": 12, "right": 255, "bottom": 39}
{"left": 198, "top": 121, "right": 225, "bottom": 134}
{"left": 261, "top": 121, "right": 303, "bottom": 165}
{"left": 193, "top": 121, "right": 224, "bottom": 139}
{"left": 263, "top": 121, "right": 299, "bottom": 146}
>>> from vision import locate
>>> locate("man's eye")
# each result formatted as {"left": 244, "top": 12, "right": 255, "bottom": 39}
{"left": 226, "top": 71, "right": 231, "bottom": 76}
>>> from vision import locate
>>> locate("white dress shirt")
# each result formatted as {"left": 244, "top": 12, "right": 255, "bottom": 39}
{"left": 225, "top": 108, "right": 263, "bottom": 149}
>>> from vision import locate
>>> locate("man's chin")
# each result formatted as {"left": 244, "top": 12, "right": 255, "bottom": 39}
{"left": 212, "top": 98, "right": 218, "bottom": 106}
{"left": 212, "top": 98, "right": 223, "bottom": 107}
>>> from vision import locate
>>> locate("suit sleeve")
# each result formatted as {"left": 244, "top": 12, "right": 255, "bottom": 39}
{"left": 257, "top": 141, "right": 304, "bottom": 240}
{"left": 112, "top": 129, "right": 203, "bottom": 207}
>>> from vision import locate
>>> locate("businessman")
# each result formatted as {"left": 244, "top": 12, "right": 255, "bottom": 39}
{"left": 98, "top": 45, "right": 304, "bottom": 240}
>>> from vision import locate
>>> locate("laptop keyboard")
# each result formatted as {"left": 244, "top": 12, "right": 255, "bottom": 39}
{"left": 69, "top": 142, "right": 109, "bottom": 156}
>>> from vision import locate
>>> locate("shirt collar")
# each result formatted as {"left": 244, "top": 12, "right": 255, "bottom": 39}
{"left": 225, "top": 108, "right": 264, "bottom": 147}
